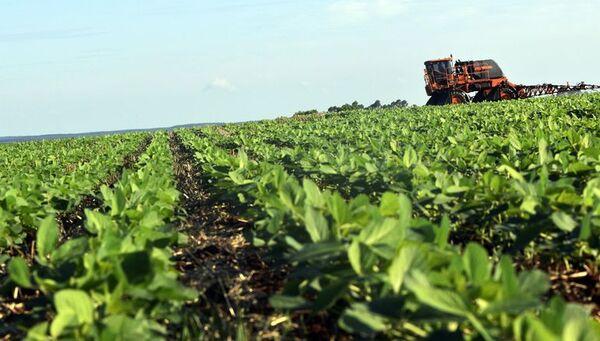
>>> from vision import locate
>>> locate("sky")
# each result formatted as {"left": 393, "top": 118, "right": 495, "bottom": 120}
{"left": 1, "top": 0, "right": 599, "bottom": 136}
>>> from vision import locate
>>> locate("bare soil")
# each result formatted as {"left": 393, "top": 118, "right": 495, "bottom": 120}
{"left": 168, "top": 132, "right": 291, "bottom": 339}
{"left": 521, "top": 256, "right": 599, "bottom": 320}
{"left": 169, "top": 133, "right": 347, "bottom": 340}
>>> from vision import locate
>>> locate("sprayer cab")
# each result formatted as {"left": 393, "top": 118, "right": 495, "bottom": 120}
{"left": 423, "top": 55, "right": 600, "bottom": 105}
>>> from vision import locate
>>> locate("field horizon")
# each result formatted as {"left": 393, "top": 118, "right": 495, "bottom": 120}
{"left": 0, "top": 122, "right": 222, "bottom": 144}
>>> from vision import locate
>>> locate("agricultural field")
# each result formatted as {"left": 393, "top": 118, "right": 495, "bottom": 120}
{"left": 1, "top": 94, "right": 600, "bottom": 340}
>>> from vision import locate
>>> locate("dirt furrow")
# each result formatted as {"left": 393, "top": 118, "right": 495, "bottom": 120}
{"left": 168, "top": 132, "right": 288, "bottom": 339}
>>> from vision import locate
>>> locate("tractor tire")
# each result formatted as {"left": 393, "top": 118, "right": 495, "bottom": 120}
{"left": 472, "top": 90, "right": 487, "bottom": 103}
{"left": 448, "top": 90, "right": 471, "bottom": 105}
{"left": 426, "top": 93, "right": 445, "bottom": 106}
{"left": 487, "top": 86, "right": 518, "bottom": 102}
{"left": 427, "top": 91, "right": 470, "bottom": 106}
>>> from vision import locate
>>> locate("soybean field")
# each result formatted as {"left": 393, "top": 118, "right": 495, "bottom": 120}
{"left": 1, "top": 94, "right": 600, "bottom": 340}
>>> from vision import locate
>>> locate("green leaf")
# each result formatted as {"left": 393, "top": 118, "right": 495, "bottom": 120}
{"left": 319, "top": 165, "right": 337, "bottom": 174}
{"left": 551, "top": 212, "right": 577, "bottom": 232}
{"left": 566, "top": 162, "right": 593, "bottom": 175}
{"left": 327, "top": 192, "right": 351, "bottom": 226}
{"left": 236, "top": 324, "right": 249, "bottom": 341}
{"left": 8, "top": 257, "right": 33, "bottom": 288}
{"left": 482, "top": 296, "right": 542, "bottom": 315}
{"left": 140, "top": 211, "right": 163, "bottom": 229}
{"left": 405, "top": 271, "right": 469, "bottom": 316}
{"left": 110, "top": 186, "right": 127, "bottom": 216}
{"left": 26, "top": 322, "right": 50, "bottom": 341}
{"left": 303, "top": 179, "right": 324, "bottom": 207}
{"left": 54, "top": 291, "right": 94, "bottom": 323}
{"left": 446, "top": 185, "right": 470, "bottom": 194}
{"left": 397, "top": 194, "right": 412, "bottom": 227}
{"left": 348, "top": 239, "right": 362, "bottom": 275}
{"left": 292, "top": 242, "right": 345, "bottom": 263}
{"left": 100, "top": 315, "right": 155, "bottom": 340}
{"left": 379, "top": 192, "right": 400, "bottom": 217}
{"left": 379, "top": 192, "right": 412, "bottom": 227}
{"left": 304, "top": 207, "right": 330, "bottom": 242}
{"left": 228, "top": 169, "right": 253, "bottom": 185}
{"left": 498, "top": 255, "right": 519, "bottom": 297}
{"left": 284, "top": 235, "right": 303, "bottom": 251}
{"left": 518, "top": 270, "right": 550, "bottom": 297}
{"left": 367, "top": 297, "right": 406, "bottom": 319}
{"left": 338, "top": 303, "right": 386, "bottom": 334}
{"left": 579, "top": 214, "right": 591, "bottom": 240}
{"left": 84, "top": 209, "right": 113, "bottom": 234}
{"left": 51, "top": 289, "right": 94, "bottom": 337}
{"left": 388, "top": 244, "right": 421, "bottom": 293}
{"left": 539, "top": 138, "right": 551, "bottom": 165}
{"left": 497, "top": 165, "right": 525, "bottom": 182}
{"left": 238, "top": 149, "right": 249, "bottom": 169}
{"left": 365, "top": 162, "right": 378, "bottom": 173}
{"left": 462, "top": 243, "right": 491, "bottom": 286}
{"left": 520, "top": 196, "right": 539, "bottom": 214}
{"left": 50, "top": 311, "right": 77, "bottom": 338}
{"left": 120, "top": 251, "right": 153, "bottom": 285}
{"left": 435, "top": 215, "right": 451, "bottom": 248}
{"left": 359, "top": 218, "right": 406, "bottom": 247}
{"left": 37, "top": 215, "right": 59, "bottom": 260}
{"left": 51, "top": 238, "right": 88, "bottom": 264}
{"left": 403, "top": 147, "right": 418, "bottom": 168}
{"left": 561, "top": 305, "right": 600, "bottom": 341}
{"left": 347, "top": 239, "right": 377, "bottom": 275}
{"left": 405, "top": 273, "right": 493, "bottom": 340}
{"left": 519, "top": 316, "right": 559, "bottom": 341}
{"left": 269, "top": 295, "right": 308, "bottom": 310}
{"left": 313, "top": 279, "right": 349, "bottom": 311}
{"left": 509, "top": 133, "right": 522, "bottom": 151}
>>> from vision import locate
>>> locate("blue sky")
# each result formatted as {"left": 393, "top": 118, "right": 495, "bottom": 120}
{"left": 1, "top": 0, "right": 599, "bottom": 136}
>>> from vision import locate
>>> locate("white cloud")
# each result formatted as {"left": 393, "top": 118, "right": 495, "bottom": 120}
{"left": 205, "top": 77, "right": 236, "bottom": 92}
{"left": 328, "top": 0, "right": 408, "bottom": 23}
{"left": 300, "top": 80, "right": 312, "bottom": 88}
{"left": 329, "top": 1, "right": 370, "bottom": 22}
{"left": 375, "top": 0, "right": 406, "bottom": 17}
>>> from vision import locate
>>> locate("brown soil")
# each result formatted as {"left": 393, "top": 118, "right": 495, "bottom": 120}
{"left": 520, "top": 256, "right": 599, "bottom": 320}
{"left": 168, "top": 132, "right": 292, "bottom": 339}
{"left": 168, "top": 132, "right": 349, "bottom": 340}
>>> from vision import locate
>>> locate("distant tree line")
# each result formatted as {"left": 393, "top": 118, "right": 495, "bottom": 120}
{"left": 292, "top": 99, "right": 409, "bottom": 118}
{"left": 327, "top": 99, "right": 409, "bottom": 113}
{"left": 292, "top": 109, "right": 319, "bottom": 117}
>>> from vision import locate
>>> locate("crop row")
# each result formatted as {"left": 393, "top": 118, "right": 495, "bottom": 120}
{"left": 177, "top": 127, "right": 599, "bottom": 340}
{"left": 200, "top": 95, "right": 600, "bottom": 283}
{"left": 0, "top": 133, "right": 147, "bottom": 253}
{"left": 4, "top": 133, "right": 195, "bottom": 339}
{"left": 0, "top": 134, "right": 144, "bottom": 182}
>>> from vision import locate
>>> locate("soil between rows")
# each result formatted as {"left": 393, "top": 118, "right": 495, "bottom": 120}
{"left": 169, "top": 133, "right": 350, "bottom": 340}
{"left": 168, "top": 132, "right": 289, "bottom": 339}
